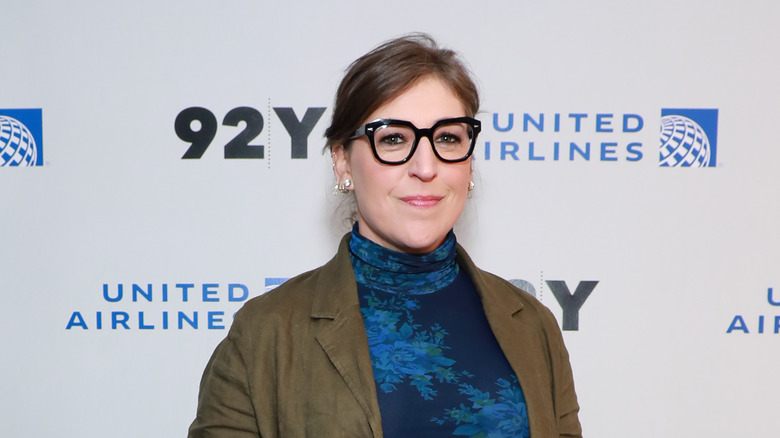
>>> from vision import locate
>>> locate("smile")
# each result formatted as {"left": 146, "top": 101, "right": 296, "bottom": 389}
{"left": 399, "top": 195, "right": 443, "bottom": 208}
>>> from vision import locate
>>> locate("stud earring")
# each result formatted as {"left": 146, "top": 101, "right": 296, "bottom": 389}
{"left": 468, "top": 181, "right": 475, "bottom": 191}
{"left": 333, "top": 178, "right": 352, "bottom": 194}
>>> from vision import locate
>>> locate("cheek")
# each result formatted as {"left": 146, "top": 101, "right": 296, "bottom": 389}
{"left": 349, "top": 159, "right": 395, "bottom": 212}
{"left": 353, "top": 169, "right": 397, "bottom": 205}
{"left": 447, "top": 165, "right": 473, "bottom": 194}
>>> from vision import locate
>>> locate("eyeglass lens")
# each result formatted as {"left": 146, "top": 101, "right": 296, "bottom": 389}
{"left": 373, "top": 121, "right": 473, "bottom": 163}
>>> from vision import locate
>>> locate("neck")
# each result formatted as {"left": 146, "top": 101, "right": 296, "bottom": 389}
{"left": 348, "top": 223, "right": 459, "bottom": 295}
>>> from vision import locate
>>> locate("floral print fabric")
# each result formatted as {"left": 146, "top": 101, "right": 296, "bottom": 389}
{"left": 349, "top": 226, "right": 530, "bottom": 438}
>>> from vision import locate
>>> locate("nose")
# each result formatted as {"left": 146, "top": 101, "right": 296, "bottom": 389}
{"left": 407, "top": 136, "right": 438, "bottom": 181}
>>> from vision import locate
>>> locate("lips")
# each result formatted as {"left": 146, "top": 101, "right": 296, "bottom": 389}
{"left": 399, "top": 195, "right": 444, "bottom": 208}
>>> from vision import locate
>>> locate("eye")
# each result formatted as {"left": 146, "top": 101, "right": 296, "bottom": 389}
{"left": 378, "top": 132, "right": 407, "bottom": 145}
{"left": 435, "top": 132, "right": 461, "bottom": 144}
{"left": 374, "top": 125, "right": 413, "bottom": 149}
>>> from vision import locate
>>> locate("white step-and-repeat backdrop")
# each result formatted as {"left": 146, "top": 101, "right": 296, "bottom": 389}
{"left": 3, "top": 1, "right": 779, "bottom": 436}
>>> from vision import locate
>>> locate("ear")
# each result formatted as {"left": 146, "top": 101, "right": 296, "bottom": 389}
{"left": 331, "top": 144, "right": 352, "bottom": 186}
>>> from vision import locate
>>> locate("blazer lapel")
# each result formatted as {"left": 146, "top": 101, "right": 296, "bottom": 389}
{"left": 311, "top": 235, "right": 383, "bottom": 438}
{"left": 456, "top": 245, "right": 556, "bottom": 437}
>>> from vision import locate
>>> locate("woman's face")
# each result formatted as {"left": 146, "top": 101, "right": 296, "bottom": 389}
{"left": 333, "top": 76, "right": 472, "bottom": 254}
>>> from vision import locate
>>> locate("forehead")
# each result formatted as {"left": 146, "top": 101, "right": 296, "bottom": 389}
{"left": 365, "top": 76, "right": 467, "bottom": 126}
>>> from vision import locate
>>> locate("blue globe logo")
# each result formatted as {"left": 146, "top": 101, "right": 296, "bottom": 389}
{"left": 659, "top": 115, "right": 711, "bottom": 167}
{"left": 0, "top": 115, "right": 38, "bottom": 166}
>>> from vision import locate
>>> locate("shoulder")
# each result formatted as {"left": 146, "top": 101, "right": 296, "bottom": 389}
{"left": 230, "top": 233, "right": 357, "bottom": 334}
{"left": 237, "top": 266, "right": 322, "bottom": 321}
{"left": 478, "top": 270, "right": 544, "bottom": 308}
{"left": 478, "top": 269, "right": 560, "bottom": 324}
{"left": 217, "top": 267, "right": 323, "bottom": 359}
{"left": 455, "top": 245, "right": 561, "bottom": 332}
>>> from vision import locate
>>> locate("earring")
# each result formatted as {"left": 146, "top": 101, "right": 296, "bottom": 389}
{"left": 333, "top": 178, "right": 352, "bottom": 194}
{"left": 468, "top": 181, "right": 475, "bottom": 191}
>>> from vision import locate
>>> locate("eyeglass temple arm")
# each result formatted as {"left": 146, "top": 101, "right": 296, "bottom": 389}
{"left": 350, "top": 125, "right": 368, "bottom": 140}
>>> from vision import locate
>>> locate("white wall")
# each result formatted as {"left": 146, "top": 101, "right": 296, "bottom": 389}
{"left": 2, "top": 1, "right": 779, "bottom": 436}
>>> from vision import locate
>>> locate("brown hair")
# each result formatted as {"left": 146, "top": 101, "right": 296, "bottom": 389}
{"left": 324, "top": 33, "right": 480, "bottom": 150}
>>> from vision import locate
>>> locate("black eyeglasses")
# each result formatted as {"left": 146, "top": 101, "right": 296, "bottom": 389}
{"left": 349, "top": 117, "right": 481, "bottom": 165}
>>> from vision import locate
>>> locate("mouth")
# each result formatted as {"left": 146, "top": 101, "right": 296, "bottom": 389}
{"left": 399, "top": 195, "right": 444, "bottom": 208}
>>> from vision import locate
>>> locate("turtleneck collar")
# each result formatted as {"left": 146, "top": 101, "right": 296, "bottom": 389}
{"left": 348, "top": 223, "right": 459, "bottom": 295}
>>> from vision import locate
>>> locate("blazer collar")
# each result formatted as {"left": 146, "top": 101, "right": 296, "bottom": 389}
{"left": 310, "top": 234, "right": 383, "bottom": 437}
{"left": 310, "top": 234, "right": 357, "bottom": 319}
{"left": 458, "top": 244, "right": 556, "bottom": 437}
{"left": 455, "top": 243, "right": 525, "bottom": 316}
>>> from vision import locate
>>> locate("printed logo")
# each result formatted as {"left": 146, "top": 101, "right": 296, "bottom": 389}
{"left": 66, "top": 282, "right": 259, "bottom": 331}
{"left": 481, "top": 107, "right": 722, "bottom": 168}
{"left": 510, "top": 277, "right": 598, "bottom": 331}
{"left": 0, "top": 109, "right": 44, "bottom": 166}
{"left": 660, "top": 108, "right": 718, "bottom": 167}
{"left": 484, "top": 112, "right": 644, "bottom": 163}
{"left": 726, "top": 287, "right": 780, "bottom": 334}
{"left": 174, "top": 105, "right": 325, "bottom": 161}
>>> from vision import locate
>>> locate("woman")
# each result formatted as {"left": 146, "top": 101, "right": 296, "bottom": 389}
{"left": 189, "top": 34, "right": 582, "bottom": 438}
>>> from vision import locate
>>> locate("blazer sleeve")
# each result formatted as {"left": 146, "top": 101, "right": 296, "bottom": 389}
{"left": 188, "top": 312, "right": 261, "bottom": 438}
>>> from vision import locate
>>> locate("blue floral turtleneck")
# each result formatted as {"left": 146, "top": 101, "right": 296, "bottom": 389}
{"left": 349, "top": 225, "right": 530, "bottom": 438}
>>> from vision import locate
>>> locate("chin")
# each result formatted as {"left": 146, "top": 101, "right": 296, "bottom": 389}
{"left": 396, "top": 229, "right": 450, "bottom": 254}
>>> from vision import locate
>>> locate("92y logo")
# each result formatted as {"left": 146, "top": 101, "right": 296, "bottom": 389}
{"left": 175, "top": 106, "right": 325, "bottom": 159}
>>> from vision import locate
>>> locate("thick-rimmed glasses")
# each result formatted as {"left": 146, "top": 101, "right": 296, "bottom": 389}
{"left": 349, "top": 117, "right": 481, "bottom": 165}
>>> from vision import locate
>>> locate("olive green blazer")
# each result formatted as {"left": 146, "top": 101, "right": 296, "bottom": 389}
{"left": 188, "top": 235, "right": 582, "bottom": 437}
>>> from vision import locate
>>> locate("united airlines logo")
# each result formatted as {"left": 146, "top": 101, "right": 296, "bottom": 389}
{"left": 481, "top": 107, "right": 721, "bottom": 167}
{"left": 0, "top": 109, "right": 44, "bottom": 167}
{"left": 659, "top": 108, "right": 718, "bottom": 167}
